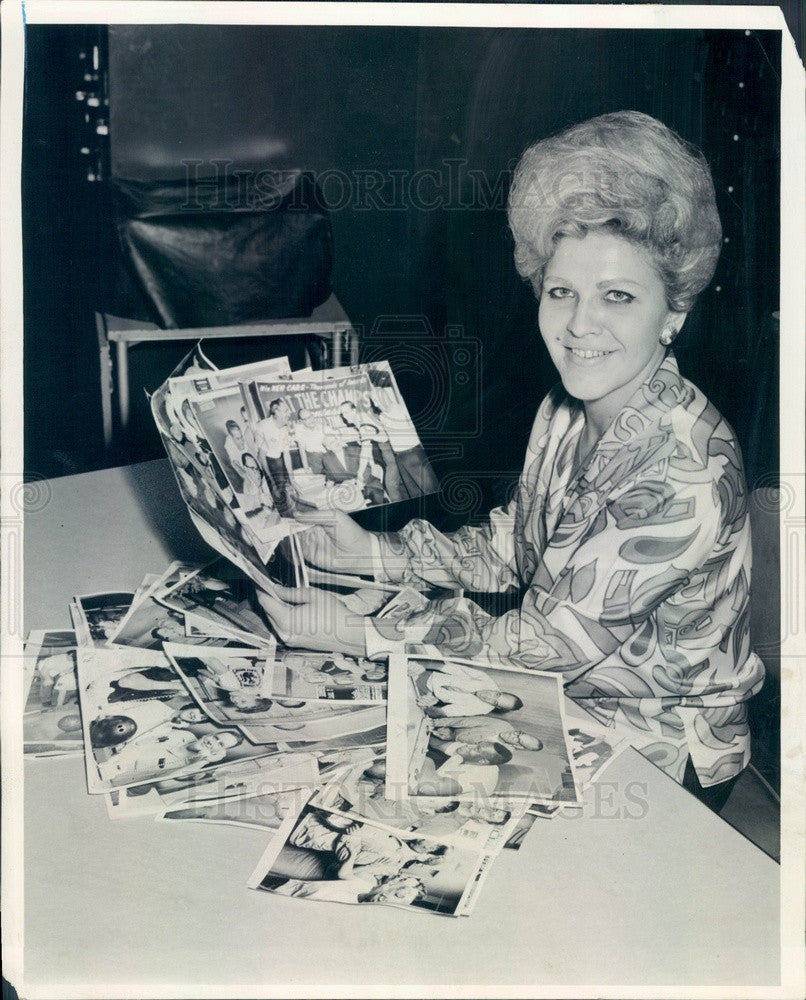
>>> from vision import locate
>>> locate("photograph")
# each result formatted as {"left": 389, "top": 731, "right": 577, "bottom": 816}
{"left": 313, "top": 753, "right": 526, "bottom": 852}
{"left": 387, "top": 653, "right": 580, "bottom": 804}
{"left": 267, "top": 648, "right": 388, "bottom": 703}
{"left": 8, "top": 3, "right": 800, "bottom": 995}
{"left": 157, "top": 561, "right": 278, "bottom": 644}
{"left": 72, "top": 591, "right": 135, "bottom": 647}
{"left": 245, "top": 370, "right": 387, "bottom": 513}
{"left": 163, "top": 642, "right": 386, "bottom": 744}
{"left": 76, "top": 647, "right": 286, "bottom": 792}
{"left": 104, "top": 751, "right": 320, "bottom": 819}
{"left": 190, "top": 387, "right": 293, "bottom": 543}
{"left": 248, "top": 799, "right": 502, "bottom": 916}
{"left": 167, "top": 353, "right": 291, "bottom": 401}
{"left": 23, "top": 630, "right": 83, "bottom": 754}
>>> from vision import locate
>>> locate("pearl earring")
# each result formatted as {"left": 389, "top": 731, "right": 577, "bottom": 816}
{"left": 660, "top": 329, "right": 677, "bottom": 346}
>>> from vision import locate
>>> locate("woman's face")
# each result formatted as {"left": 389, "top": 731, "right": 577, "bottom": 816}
{"left": 538, "top": 231, "right": 685, "bottom": 429}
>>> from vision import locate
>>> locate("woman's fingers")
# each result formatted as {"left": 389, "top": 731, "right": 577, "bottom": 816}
{"left": 270, "top": 584, "right": 316, "bottom": 603}
{"left": 294, "top": 508, "right": 339, "bottom": 529}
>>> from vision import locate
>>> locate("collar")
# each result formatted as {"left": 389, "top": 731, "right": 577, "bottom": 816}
{"left": 572, "top": 352, "right": 691, "bottom": 488}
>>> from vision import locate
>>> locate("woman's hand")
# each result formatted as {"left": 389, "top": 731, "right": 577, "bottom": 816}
{"left": 295, "top": 508, "right": 374, "bottom": 577}
{"left": 255, "top": 584, "right": 368, "bottom": 657}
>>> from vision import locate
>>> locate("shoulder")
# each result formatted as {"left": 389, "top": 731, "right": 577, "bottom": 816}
{"left": 666, "top": 377, "right": 746, "bottom": 510}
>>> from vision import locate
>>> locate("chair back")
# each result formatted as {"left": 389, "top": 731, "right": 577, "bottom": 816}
{"left": 110, "top": 170, "right": 333, "bottom": 328}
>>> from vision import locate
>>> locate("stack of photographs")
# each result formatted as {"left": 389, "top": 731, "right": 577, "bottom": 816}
{"left": 150, "top": 345, "right": 438, "bottom": 590}
{"left": 24, "top": 549, "right": 657, "bottom": 916}
{"left": 22, "top": 344, "right": 661, "bottom": 916}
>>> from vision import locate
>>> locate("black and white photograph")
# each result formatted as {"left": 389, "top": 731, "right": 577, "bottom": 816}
{"left": 104, "top": 750, "right": 320, "bottom": 819}
{"left": 313, "top": 753, "right": 525, "bottom": 851}
{"left": 248, "top": 799, "right": 501, "bottom": 916}
{"left": 190, "top": 387, "right": 293, "bottom": 542}
{"left": 243, "top": 363, "right": 437, "bottom": 514}
{"left": 164, "top": 642, "right": 387, "bottom": 744}
{"left": 6, "top": 2, "right": 803, "bottom": 996}
{"left": 23, "top": 629, "right": 83, "bottom": 754}
{"left": 267, "top": 648, "right": 388, "bottom": 703}
{"left": 76, "top": 646, "right": 287, "bottom": 792}
{"left": 387, "top": 653, "right": 580, "bottom": 804}
{"left": 72, "top": 591, "right": 136, "bottom": 647}
{"left": 157, "top": 561, "right": 279, "bottom": 644}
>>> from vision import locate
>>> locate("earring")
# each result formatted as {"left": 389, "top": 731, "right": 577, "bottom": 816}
{"left": 660, "top": 328, "right": 677, "bottom": 346}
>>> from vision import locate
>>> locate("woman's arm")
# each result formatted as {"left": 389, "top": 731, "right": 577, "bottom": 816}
{"left": 371, "top": 504, "right": 520, "bottom": 593}
{"left": 366, "top": 466, "right": 728, "bottom": 677}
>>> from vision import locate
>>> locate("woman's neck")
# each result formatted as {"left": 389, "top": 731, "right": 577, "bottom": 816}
{"left": 580, "top": 346, "right": 671, "bottom": 441}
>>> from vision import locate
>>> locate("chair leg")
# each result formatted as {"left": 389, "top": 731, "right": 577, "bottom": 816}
{"left": 95, "top": 313, "right": 114, "bottom": 450}
{"left": 116, "top": 340, "right": 130, "bottom": 433}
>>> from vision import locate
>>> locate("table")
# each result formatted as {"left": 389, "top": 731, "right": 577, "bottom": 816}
{"left": 20, "top": 460, "right": 781, "bottom": 992}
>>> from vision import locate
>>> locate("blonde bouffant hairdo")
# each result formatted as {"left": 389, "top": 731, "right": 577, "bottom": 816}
{"left": 507, "top": 111, "right": 722, "bottom": 312}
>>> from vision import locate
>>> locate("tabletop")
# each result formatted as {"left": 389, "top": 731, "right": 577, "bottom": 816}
{"left": 19, "top": 459, "right": 781, "bottom": 993}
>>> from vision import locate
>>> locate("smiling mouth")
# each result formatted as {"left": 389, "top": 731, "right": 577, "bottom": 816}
{"left": 565, "top": 346, "right": 615, "bottom": 360}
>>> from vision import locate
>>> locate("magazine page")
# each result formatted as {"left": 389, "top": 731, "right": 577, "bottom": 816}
{"left": 283, "top": 360, "right": 438, "bottom": 500}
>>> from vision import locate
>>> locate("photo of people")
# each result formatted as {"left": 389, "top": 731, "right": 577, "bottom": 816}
{"left": 107, "top": 598, "right": 193, "bottom": 649}
{"left": 567, "top": 723, "right": 628, "bottom": 788}
{"left": 190, "top": 387, "right": 296, "bottom": 545}
{"left": 153, "top": 364, "right": 284, "bottom": 572}
{"left": 248, "top": 801, "right": 500, "bottom": 916}
{"left": 23, "top": 630, "right": 83, "bottom": 754}
{"left": 243, "top": 366, "right": 435, "bottom": 516}
{"left": 268, "top": 649, "right": 388, "bottom": 703}
{"left": 163, "top": 644, "right": 387, "bottom": 745}
{"left": 314, "top": 755, "right": 523, "bottom": 852}
{"left": 157, "top": 561, "right": 276, "bottom": 645}
{"left": 76, "top": 647, "right": 287, "bottom": 792}
{"left": 72, "top": 592, "right": 135, "bottom": 647}
{"left": 386, "top": 654, "right": 579, "bottom": 804}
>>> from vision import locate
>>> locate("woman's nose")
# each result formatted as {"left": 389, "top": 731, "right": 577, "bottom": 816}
{"left": 566, "top": 297, "right": 602, "bottom": 338}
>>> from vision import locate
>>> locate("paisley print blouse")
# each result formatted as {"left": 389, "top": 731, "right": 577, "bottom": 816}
{"left": 366, "top": 354, "right": 765, "bottom": 787}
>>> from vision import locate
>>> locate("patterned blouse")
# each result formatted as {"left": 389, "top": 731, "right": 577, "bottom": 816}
{"left": 365, "top": 353, "right": 765, "bottom": 787}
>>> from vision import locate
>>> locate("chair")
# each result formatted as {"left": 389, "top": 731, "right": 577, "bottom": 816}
{"left": 96, "top": 299, "right": 358, "bottom": 449}
{"left": 717, "top": 484, "right": 781, "bottom": 861}
{"left": 97, "top": 169, "right": 358, "bottom": 450}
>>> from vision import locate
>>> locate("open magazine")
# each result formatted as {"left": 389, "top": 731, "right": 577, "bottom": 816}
{"left": 150, "top": 346, "right": 437, "bottom": 590}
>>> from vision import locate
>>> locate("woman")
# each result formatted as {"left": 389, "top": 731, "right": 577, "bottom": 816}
{"left": 257, "top": 111, "right": 764, "bottom": 809}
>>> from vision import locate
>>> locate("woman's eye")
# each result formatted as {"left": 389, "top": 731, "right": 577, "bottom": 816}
{"left": 605, "top": 289, "right": 634, "bottom": 304}
{"left": 546, "top": 286, "right": 573, "bottom": 300}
